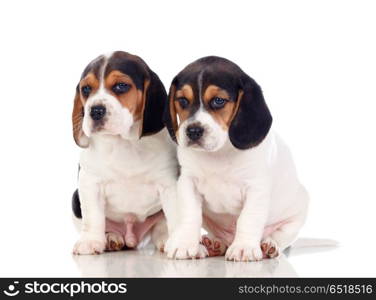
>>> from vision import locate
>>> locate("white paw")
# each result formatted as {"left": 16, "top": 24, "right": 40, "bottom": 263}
{"left": 73, "top": 238, "right": 106, "bottom": 255}
{"left": 261, "top": 237, "right": 280, "bottom": 259}
{"left": 225, "top": 241, "right": 263, "bottom": 262}
{"left": 165, "top": 234, "right": 208, "bottom": 259}
{"left": 153, "top": 235, "right": 168, "bottom": 252}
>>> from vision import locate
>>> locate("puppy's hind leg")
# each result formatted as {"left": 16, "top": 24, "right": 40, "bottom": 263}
{"left": 261, "top": 216, "right": 305, "bottom": 259}
{"left": 201, "top": 234, "right": 227, "bottom": 257}
{"left": 105, "top": 232, "right": 125, "bottom": 251}
{"left": 151, "top": 218, "right": 168, "bottom": 252}
{"left": 262, "top": 188, "right": 309, "bottom": 258}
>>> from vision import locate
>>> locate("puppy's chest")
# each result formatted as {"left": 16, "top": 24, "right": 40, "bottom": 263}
{"left": 102, "top": 154, "right": 160, "bottom": 221}
{"left": 82, "top": 142, "right": 161, "bottom": 221}
{"left": 195, "top": 172, "right": 245, "bottom": 215}
{"left": 90, "top": 144, "right": 154, "bottom": 178}
{"left": 104, "top": 177, "right": 160, "bottom": 222}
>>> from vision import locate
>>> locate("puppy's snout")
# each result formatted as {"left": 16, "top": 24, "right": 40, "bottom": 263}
{"left": 186, "top": 125, "right": 204, "bottom": 141}
{"left": 90, "top": 105, "right": 106, "bottom": 121}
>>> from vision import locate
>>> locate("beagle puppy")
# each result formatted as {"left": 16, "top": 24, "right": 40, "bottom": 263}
{"left": 72, "top": 51, "right": 177, "bottom": 255}
{"left": 164, "top": 56, "right": 309, "bottom": 261}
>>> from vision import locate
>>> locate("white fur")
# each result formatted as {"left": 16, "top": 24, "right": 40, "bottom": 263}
{"left": 166, "top": 115, "right": 309, "bottom": 261}
{"left": 82, "top": 91, "right": 135, "bottom": 139}
{"left": 177, "top": 109, "right": 228, "bottom": 152}
{"left": 74, "top": 129, "right": 178, "bottom": 255}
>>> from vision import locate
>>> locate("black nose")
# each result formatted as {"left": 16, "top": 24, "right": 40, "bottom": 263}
{"left": 186, "top": 126, "right": 204, "bottom": 141}
{"left": 90, "top": 105, "right": 106, "bottom": 121}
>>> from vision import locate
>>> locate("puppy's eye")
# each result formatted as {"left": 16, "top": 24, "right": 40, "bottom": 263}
{"left": 210, "top": 97, "right": 227, "bottom": 110}
{"left": 81, "top": 85, "right": 92, "bottom": 97}
{"left": 112, "top": 82, "right": 130, "bottom": 94}
{"left": 177, "top": 97, "right": 189, "bottom": 109}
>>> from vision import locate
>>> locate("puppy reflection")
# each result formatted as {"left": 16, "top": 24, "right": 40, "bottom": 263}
{"left": 73, "top": 248, "right": 297, "bottom": 277}
{"left": 73, "top": 247, "right": 161, "bottom": 277}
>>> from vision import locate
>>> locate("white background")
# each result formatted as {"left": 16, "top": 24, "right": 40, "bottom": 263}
{"left": 0, "top": 0, "right": 375, "bottom": 277}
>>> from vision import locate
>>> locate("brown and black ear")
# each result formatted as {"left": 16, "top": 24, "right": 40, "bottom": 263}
{"left": 72, "top": 84, "right": 89, "bottom": 148}
{"left": 229, "top": 75, "right": 272, "bottom": 149}
{"left": 140, "top": 70, "right": 167, "bottom": 137}
{"left": 163, "top": 78, "right": 178, "bottom": 142}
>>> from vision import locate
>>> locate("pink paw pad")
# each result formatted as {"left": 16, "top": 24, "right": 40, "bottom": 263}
{"left": 261, "top": 239, "right": 279, "bottom": 259}
{"left": 104, "top": 211, "right": 164, "bottom": 250}
{"left": 201, "top": 235, "right": 227, "bottom": 257}
{"left": 105, "top": 232, "right": 125, "bottom": 251}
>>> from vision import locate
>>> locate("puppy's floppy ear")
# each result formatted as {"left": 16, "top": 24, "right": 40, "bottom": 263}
{"left": 229, "top": 75, "right": 272, "bottom": 149}
{"left": 139, "top": 70, "right": 167, "bottom": 137}
{"left": 163, "top": 79, "right": 177, "bottom": 142}
{"left": 72, "top": 84, "right": 89, "bottom": 148}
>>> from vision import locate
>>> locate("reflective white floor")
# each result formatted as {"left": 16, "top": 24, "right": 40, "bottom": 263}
{"left": 1, "top": 234, "right": 376, "bottom": 277}
{"left": 1, "top": 206, "right": 375, "bottom": 277}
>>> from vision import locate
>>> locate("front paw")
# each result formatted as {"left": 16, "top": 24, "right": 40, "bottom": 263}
{"left": 165, "top": 233, "right": 208, "bottom": 259}
{"left": 73, "top": 238, "right": 106, "bottom": 255}
{"left": 225, "top": 241, "right": 263, "bottom": 262}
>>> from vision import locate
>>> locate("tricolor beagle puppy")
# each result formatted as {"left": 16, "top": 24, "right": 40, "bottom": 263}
{"left": 164, "top": 56, "right": 309, "bottom": 261}
{"left": 71, "top": 51, "right": 177, "bottom": 255}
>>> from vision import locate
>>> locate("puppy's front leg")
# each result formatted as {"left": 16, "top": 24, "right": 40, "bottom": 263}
{"left": 226, "top": 182, "right": 270, "bottom": 262}
{"left": 148, "top": 181, "right": 178, "bottom": 252}
{"left": 158, "top": 181, "right": 178, "bottom": 235}
{"left": 73, "top": 170, "right": 106, "bottom": 255}
{"left": 165, "top": 174, "right": 208, "bottom": 259}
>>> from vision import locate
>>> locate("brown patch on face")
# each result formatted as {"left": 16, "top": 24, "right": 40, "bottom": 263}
{"left": 173, "top": 84, "right": 194, "bottom": 129}
{"left": 105, "top": 70, "right": 143, "bottom": 120}
{"left": 176, "top": 84, "right": 194, "bottom": 101}
{"left": 202, "top": 85, "right": 239, "bottom": 130}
